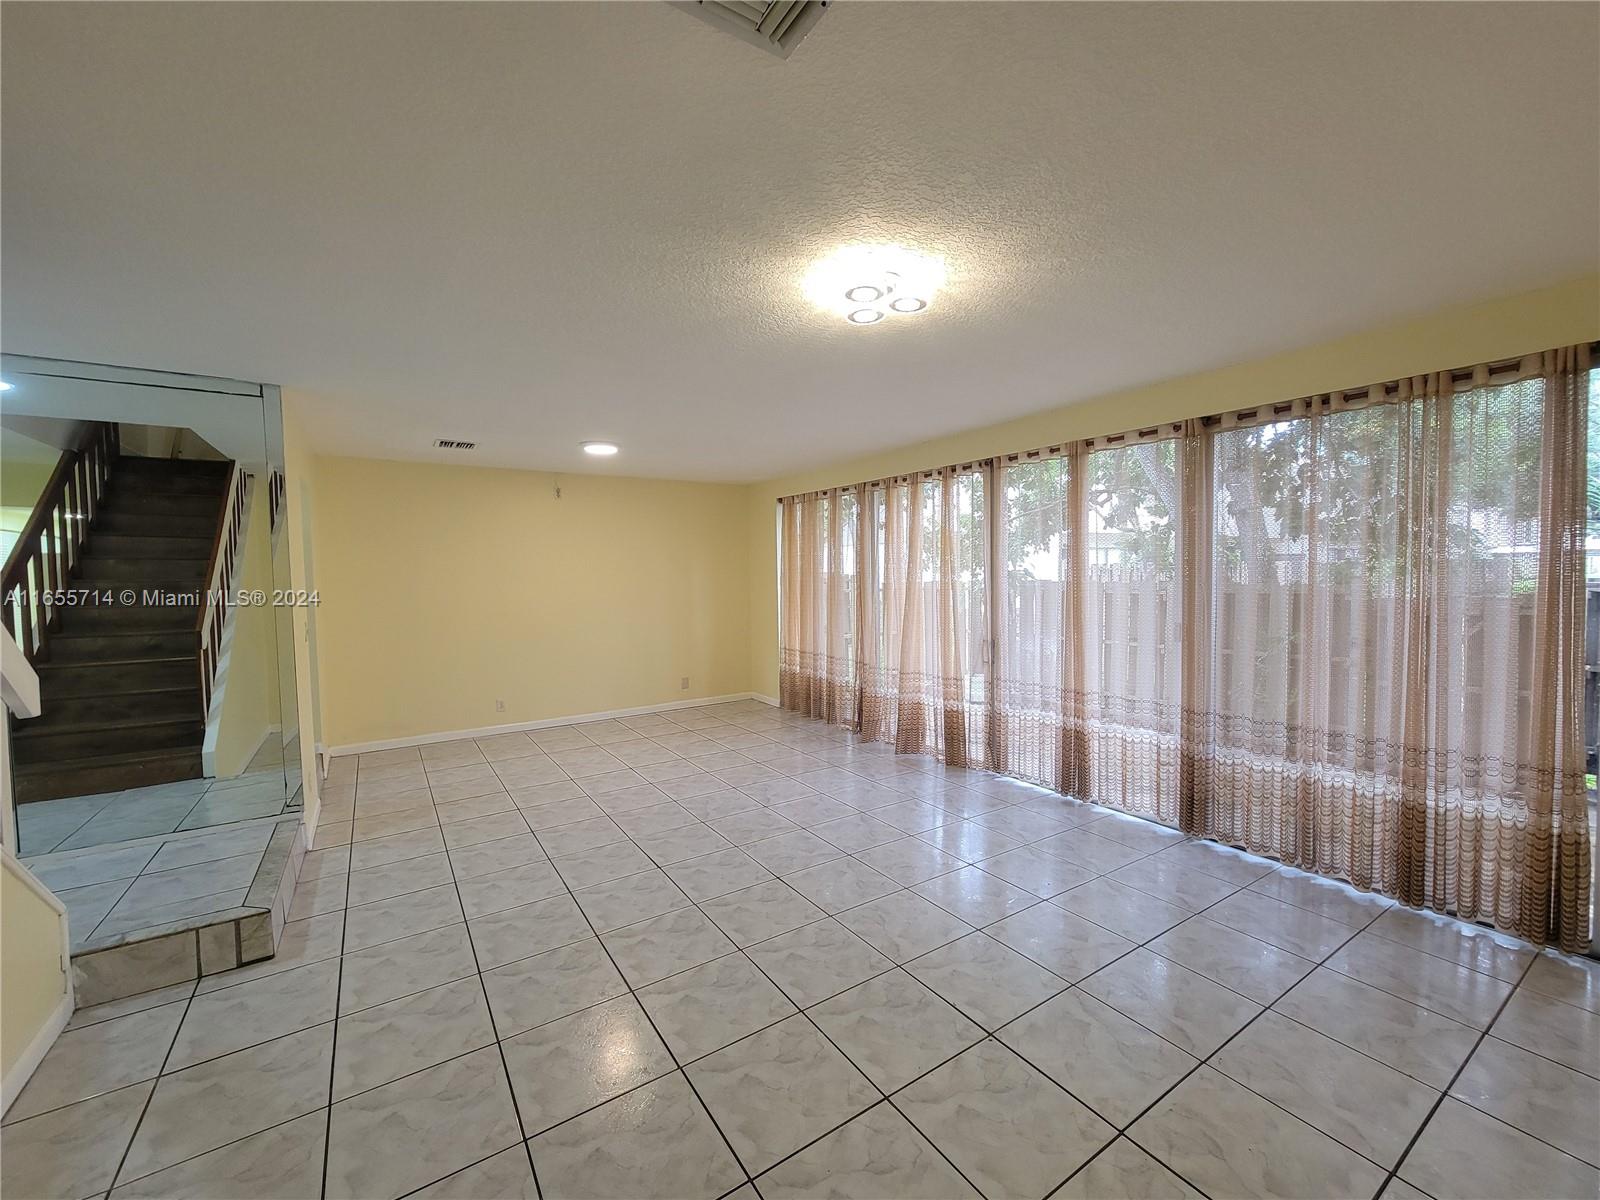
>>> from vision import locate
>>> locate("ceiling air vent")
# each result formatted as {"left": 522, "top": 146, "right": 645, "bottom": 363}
{"left": 671, "top": 0, "right": 827, "bottom": 59}
{"left": 434, "top": 439, "right": 477, "bottom": 451}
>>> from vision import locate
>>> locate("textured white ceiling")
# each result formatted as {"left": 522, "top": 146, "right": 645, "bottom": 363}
{"left": 2, "top": 2, "right": 1596, "bottom": 482}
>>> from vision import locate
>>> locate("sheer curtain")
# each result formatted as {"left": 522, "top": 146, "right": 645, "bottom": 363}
{"left": 858, "top": 468, "right": 990, "bottom": 767}
{"left": 1083, "top": 436, "right": 1183, "bottom": 824}
{"left": 778, "top": 489, "right": 858, "bottom": 726}
{"left": 992, "top": 453, "right": 1088, "bottom": 794}
{"left": 1187, "top": 350, "right": 1591, "bottom": 949}
{"left": 778, "top": 346, "right": 1593, "bottom": 949}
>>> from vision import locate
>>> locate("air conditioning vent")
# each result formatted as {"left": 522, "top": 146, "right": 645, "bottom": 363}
{"left": 434, "top": 439, "right": 477, "bottom": 450}
{"left": 671, "top": 0, "right": 827, "bottom": 59}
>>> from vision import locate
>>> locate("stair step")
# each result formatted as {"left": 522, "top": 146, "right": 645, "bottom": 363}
{"left": 37, "top": 656, "right": 197, "bottom": 697}
{"left": 94, "top": 511, "right": 216, "bottom": 538}
{"left": 115, "top": 456, "right": 233, "bottom": 477}
{"left": 12, "top": 714, "right": 205, "bottom": 762}
{"left": 99, "top": 491, "right": 222, "bottom": 517}
{"left": 48, "top": 630, "right": 196, "bottom": 662}
{"left": 20, "top": 686, "right": 200, "bottom": 726}
{"left": 13, "top": 748, "right": 203, "bottom": 804}
{"left": 87, "top": 533, "right": 214, "bottom": 559}
{"left": 64, "top": 605, "right": 195, "bottom": 632}
{"left": 108, "top": 473, "right": 228, "bottom": 497}
{"left": 77, "top": 559, "right": 210, "bottom": 583}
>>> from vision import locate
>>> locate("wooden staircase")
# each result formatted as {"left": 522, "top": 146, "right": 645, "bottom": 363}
{"left": 7, "top": 451, "right": 237, "bottom": 804}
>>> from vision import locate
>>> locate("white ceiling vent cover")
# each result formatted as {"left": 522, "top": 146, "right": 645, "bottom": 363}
{"left": 434, "top": 438, "right": 477, "bottom": 450}
{"left": 670, "top": 0, "right": 828, "bottom": 59}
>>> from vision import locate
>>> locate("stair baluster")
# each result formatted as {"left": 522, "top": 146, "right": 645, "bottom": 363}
{"left": 1, "top": 422, "right": 119, "bottom": 663}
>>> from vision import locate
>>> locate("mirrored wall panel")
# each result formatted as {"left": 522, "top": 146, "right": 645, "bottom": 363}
{"left": 2, "top": 357, "right": 304, "bottom": 881}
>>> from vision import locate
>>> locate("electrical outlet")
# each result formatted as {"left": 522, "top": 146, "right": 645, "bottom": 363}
{"left": 680, "top": 677, "right": 690, "bottom": 691}
{"left": 495, "top": 699, "right": 506, "bottom": 712}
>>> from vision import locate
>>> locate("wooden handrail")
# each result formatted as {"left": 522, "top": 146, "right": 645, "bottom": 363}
{"left": 267, "top": 469, "right": 286, "bottom": 536}
{"left": 196, "top": 466, "right": 248, "bottom": 717}
{"left": 1, "top": 422, "right": 118, "bottom": 663}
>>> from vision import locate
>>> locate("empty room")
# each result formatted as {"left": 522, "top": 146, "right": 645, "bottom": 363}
{"left": 1, "top": 3, "right": 1597, "bottom": 1199}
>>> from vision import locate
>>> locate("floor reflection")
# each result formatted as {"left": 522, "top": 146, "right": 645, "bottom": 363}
{"left": 17, "top": 733, "right": 300, "bottom": 857}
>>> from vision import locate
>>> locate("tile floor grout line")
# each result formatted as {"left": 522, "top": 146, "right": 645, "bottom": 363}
{"left": 99, "top": 970, "right": 203, "bottom": 1198}
{"left": 0, "top": 998, "right": 187, "bottom": 1132}
{"left": 671, "top": 785, "right": 1221, "bottom": 1188}
{"left": 1173, "top": 893, "right": 1436, "bottom": 1171}
{"left": 943, "top": 865, "right": 1380, "bottom": 1198}
{"left": 523, "top": 802, "right": 764, "bottom": 1198}
{"left": 67, "top": 741, "right": 1108, "bottom": 1192}
{"left": 1038, "top": 1134, "right": 1201, "bottom": 1200}
{"left": 944, "top": 898, "right": 1256, "bottom": 1196}
{"left": 72, "top": 873, "right": 142, "bottom": 948}
{"left": 77, "top": 1037, "right": 351, "bottom": 1182}
{"left": 320, "top": 759, "right": 359, "bottom": 1200}
{"left": 1438, "top": 1085, "right": 1600, "bottom": 1172}
{"left": 1466, "top": 1023, "right": 1600, "bottom": 1084}
{"left": 1109, "top": 905, "right": 1387, "bottom": 1197}
{"left": 723, "top": 914, "right": 999, "bottom": 1194}
{"left": 27, "top": 791, "right": 120, "bottom": 855}
{"left": 1376, "top": 951, "right": 1547, "bottom": 1200}
{"left": 427, "top": 778, "right": 547, "bottom": 1200}
{"left": 1312, "top": 946, "right": 1529, "bottom": 1035}
{"left": 41, "top": 704, "right": 1587, "bottom": 1200}
{"left": 91, "top": 1086, "right": 321, "bottom": 1195}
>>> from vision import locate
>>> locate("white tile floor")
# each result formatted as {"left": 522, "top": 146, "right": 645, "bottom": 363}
{"left": 4, "top": 700, "right": 1598, "bottom": 1200}
{"left": 26, "top": 818, "right": 290, "bottom": 952}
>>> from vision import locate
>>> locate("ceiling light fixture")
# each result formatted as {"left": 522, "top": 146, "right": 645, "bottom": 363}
{"left": 804, "top": 244, "right": 945, "bottom": 327}
{"left": 0, "top": 380, "right": 13, "bottom": 391}
{"left": 582, "top": 441, "right": 619, "bottom": 457}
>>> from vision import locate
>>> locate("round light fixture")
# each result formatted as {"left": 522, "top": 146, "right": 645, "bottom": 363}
{"left": 803, "top": 244, "right": 945, "bottom": 325}
{"left": 582, "top": 441, "right": 619, "bottom": 457}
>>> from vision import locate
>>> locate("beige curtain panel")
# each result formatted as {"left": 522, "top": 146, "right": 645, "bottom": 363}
{"left": 778, "top": 489, "right": 858, "bottom": 726}
{"left": 857, "top": 468, "right": 991, "bottom": 768}
{"left": 992, "top": 453, "right": 1088, "bottom": 796}
{"left": 777, "top": 346, "right": 1594, "bottom": 950}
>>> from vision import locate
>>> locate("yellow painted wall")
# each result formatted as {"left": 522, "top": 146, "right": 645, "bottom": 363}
{"left": 0, "top": 434, "right": 59, "bottom": 508}
{"left": 0, "top": 438, "right": 61, "bottom": 561}
{"left": 1, "top": 856, "right": 66, "bottom": 1084}
{"left": 746, "top": 276, "right": 1600, "bottom": 696}
{"left": 308, "top": 454, "right": 752, "bottom": 749}
{"left": 211, "top": 483, "right": 280, "bottom": 776}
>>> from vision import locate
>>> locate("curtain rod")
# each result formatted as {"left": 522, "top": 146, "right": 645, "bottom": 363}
{"left": 780, "top": 341, "right": 1596, "bottom": 501}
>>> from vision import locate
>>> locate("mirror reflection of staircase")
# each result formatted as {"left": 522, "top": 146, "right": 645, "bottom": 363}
{"left": 1, "top": 358, "right": 313, "bottom": 1013}
{"left": 9, "top": 452, "right": 232, "bottom": 803}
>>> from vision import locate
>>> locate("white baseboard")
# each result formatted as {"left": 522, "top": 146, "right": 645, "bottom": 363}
{"left": 1, "top": 849, "right": 72, "bottom": 1117}
{"left": 2, "top": 987, "right": 71, "bottom": 1116}
{"left": 327, "top": 692, "right": 773, "bottom": 757}
{"left": 752, "top": 693, "right": 779, "bottom": 707}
